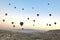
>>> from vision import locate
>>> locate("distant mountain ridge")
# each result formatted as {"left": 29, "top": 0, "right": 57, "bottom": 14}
{"left": 47, "top": 29, "right": 60, "bottom": 34}
{"left": 0, "top": 27, "right": 60, "bottom": 33}
{"left": 0, "top": 28, "right": 46, "bottom": 33}
{"left": 20, "top": 29, "right": 46, "bottom": 33}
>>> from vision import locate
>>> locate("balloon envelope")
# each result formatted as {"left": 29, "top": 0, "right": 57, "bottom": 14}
{"left": 54, "top": 22, "right": 56, "bottom": 25}
{"left": 2, "top": 19, "right": 5, "bottom": 22}
{"left": 22, "top": 8, "right": 24, "bottom": 10}
{"left": 32, "top": 7, "right": 34, "bottom": 9}
{"left": 49, "top": 24, "right": 51, "bottom": 26}
{"left": 13, "top": 25, "right": 15, "bottom": 27}
{"left": 47, "top": 24, "right": 48, "bottom": 26}
{"left": 37, "top": 14, "right": 39, "bottom": 16}
{"left": 20, "top": 22, "right": 24, "bottom": 26}
{"left": 22, "top": 28, "right": 24, "bottom": 30}
{"left": 11, "top": 22, "right": 14, "bottom": 24}
{"left": 49, "top": 14, "right": 51, "bottom": 16}
{"left": 9, "top": 3, "right": 11, "bottom": 5}
{"left": 33, "top": 24, "right": 35, "bottom": 26}
{"left": 5, "top": 13, "right": 8, "bottom": 16}
{"left": 14, "top": 7, "right": 16, "bottom": 8}
{"left": 27, "top": 18, "right": 29, "bottom": 20}
{"left": 33, "top": 20, "right": 35, "bottom": 22}
{"left": 48, "top": 3, "right": 50, "bottom": 5}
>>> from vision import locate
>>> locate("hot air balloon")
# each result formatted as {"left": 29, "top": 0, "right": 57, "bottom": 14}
{"left": 37, "top": 14, "right": 39, "bottom": 16}
{"left": 13, "top": 25, "right": 15, "bottom": 27}
{"left": 33, "top": 24, "right": 35, "bottom": 26}
{"left": 49, "top": 24, "right": 51, "bottom": 26}
{"left": 33, "top": 20, "right": 35, "bottom": 22}
{"left": 54, "top": 22, "right": 56, "bottom": 25}
{"left": 27, "top": 17, "right": 29, "bottom": 20}
{"left": 48, "top": 3, "right": 50, "bottom": 5}
{"left": 49, "top": 14, "right": 51, "bottom": 16}
{"left": 5, "top": 13, "right": 8, "bottom": 16}
{"left": 2, "top": 19, "right": 5, "bottom": 22}
{"left": 47, "top": 23, "right": 48, "bottom": 26}
{"left": 20, "top": 22, "right": 24, "bottom": 27}
{"left": 22, "top": 28, "right": 24, "bottom": 30}
{"left": 14, "top": 7, "right": 16, "bottom": 9}
{"left": 32, "top": 7, "right": 34, "bottom": 9}
{"left": 22, "top": 8, "right": 24, "bottom": 10}
{"left": 11, "top": 22, "right": 14, "bottom": 24}
{"left": 9, "top": 3, "right": 11, "bottom": 5}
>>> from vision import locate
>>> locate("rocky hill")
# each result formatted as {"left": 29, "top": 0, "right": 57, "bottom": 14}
{"left": 0, "top": 29, "right": 60, "bottom": 40}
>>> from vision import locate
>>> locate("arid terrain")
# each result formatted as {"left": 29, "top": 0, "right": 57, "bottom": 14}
{"left": 0, "top": 29, "right": 60, "bottom": 40}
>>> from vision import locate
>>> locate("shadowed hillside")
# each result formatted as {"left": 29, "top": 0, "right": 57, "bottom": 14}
{"left": 0, "top": 29, "right": 60, "bottom": 40}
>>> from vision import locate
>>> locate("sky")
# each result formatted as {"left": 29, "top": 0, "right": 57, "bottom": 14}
{"left": 0, "top": 0, "right": 60, "bottom": 30}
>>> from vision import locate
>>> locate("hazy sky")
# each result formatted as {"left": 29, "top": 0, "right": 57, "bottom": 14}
{"left": 0, "top": 0, "right": 60, "bottom": 30}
